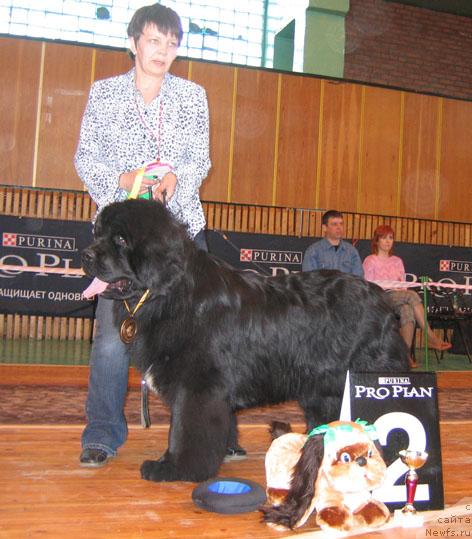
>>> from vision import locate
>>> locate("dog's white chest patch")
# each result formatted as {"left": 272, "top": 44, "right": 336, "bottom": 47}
{"left": 144, "top": 370, "right": 159, "bottom": 394}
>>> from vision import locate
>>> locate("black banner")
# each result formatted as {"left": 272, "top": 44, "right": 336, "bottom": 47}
{"left": 344, "top": 372, "right": 444, "bottom": 511}
{"left": 2, "top": 216, "right": 472, "bottom": 317}
{"left": 207, "top": 231, "right": 472, "bottom": 314}
{"left": 207, "top": 230, "right": 472, "bottom": 298}
{"left": 0, "top": 215, "right": 94, "bottom": 317}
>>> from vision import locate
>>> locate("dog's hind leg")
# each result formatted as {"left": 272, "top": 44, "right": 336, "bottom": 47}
{"left": 140, "top": 391, "right": 231, "bottom": 482}
{"left": 300, "top": 393, "right": 343, "bottom": 431}
{"left": 224, "top": 412, "right": 247, "bottom": 461}
{"left": 226, "top": 413, "right": 239, "bottom": 448}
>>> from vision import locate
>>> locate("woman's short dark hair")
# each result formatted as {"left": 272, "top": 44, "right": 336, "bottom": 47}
{"left": 127, "top": 3, "right": 183, "bottom": 45}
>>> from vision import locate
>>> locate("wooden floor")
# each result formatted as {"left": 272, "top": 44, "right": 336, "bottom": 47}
{"left": 1, "top": 420, "right": 471, "bottom": 539}
{"left": 1, "top": 366, "right": 472, "bottom": 538}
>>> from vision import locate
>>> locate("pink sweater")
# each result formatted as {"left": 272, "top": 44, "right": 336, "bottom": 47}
{"left": 362, "top": 255, "right": 405, "bottom": 282}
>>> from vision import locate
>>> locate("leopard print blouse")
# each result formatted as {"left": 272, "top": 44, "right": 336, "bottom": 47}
{"left": 74, "top": 68, "right": 211, "bottom": 238}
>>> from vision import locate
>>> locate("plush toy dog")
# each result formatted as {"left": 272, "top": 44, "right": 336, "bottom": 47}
{"left": 261, "top": 420, "right": 391, "bottom": 532}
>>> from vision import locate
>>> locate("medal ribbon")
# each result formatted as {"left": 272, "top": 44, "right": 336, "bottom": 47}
{"left": 123, "top": 288, "right": 151, "bottom": 318}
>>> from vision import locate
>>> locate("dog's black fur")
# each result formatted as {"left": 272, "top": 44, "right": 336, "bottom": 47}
{"left": 82, "top": 199, "right": 408, "bottom": 483}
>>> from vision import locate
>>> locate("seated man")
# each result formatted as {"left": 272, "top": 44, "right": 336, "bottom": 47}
{"left": 302, "top": 210, "right": 364, "bottom": 277}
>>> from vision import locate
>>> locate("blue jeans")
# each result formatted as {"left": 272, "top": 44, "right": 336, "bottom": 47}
{"left": 81, "top": 229, "right": 208, "bottom": 456}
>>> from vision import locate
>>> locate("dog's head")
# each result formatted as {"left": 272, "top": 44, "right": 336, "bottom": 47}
{"left": 81, "top": 199, "right": 193, "bottom": 299}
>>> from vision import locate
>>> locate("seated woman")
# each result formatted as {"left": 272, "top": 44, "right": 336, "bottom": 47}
{"left": 363, "top": 225, "right": 451, "bottom": 368}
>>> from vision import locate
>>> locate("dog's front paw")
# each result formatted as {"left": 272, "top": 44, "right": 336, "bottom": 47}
{"left": 140, "top": 459, "right": 178, "bottom": 482}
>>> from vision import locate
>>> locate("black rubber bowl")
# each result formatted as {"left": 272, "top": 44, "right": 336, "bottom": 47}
{"left": 192, "top": 477, "right": 267, "bottom": 514}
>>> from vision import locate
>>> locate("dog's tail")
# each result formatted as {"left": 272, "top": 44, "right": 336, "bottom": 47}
{"left": 269, "top": 421, "right": 292, "bottom": 440}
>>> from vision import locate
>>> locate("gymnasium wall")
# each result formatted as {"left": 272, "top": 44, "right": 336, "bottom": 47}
{"left": 345, "top": 0, "right": 472, "bottom": 101}
{"left": 1, "top": 35, "right": 472, "bottom": 224}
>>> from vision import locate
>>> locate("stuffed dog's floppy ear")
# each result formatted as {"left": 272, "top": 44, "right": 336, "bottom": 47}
{"left": 269, "top": 420, "right": 292, "bottom": 440}
{"left": 261, "top": 433, "right": 324, "bottom": 529}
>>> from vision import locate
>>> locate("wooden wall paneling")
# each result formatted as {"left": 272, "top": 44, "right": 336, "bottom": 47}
{"left": 274, "top": 207, "right": 282, "bottom": 235}
{"left": 244, "top": 205, "right": 252, "bottom": 232}
{"left": 400, "top": 93, "right": 439, "bottom": 219}
{"left": 170, "top": 58, "right": 190, "bottom": 79}
{"left": 29, "top": 316, "right": 37, "bottom": 339}
{"left": 217, "top": 204, "right": 228, "bottom": 230}
{"left": 227, "top": 204, "right": 235, "bottom": 230}
{"left": 438, "top": 98, "right": 472, "bottom": 222}
{"left": 413, "top": 219, "right": 421, "bottom": 243}
{"left": 93, "top": 48, "right": 133, "bottom": 82}
{"left": 230, "top": 68, "right": 279, "bottom": 205}
{"left": 342, "top": 212, "right": 353, "bottom": 239}
{"left": 249, "top": 206, "right": 258, "bottom": 232}
{"left": 7, "top": 315, "right": 14, "bottom": 339}
{"left": 464, "top": 225, "right": 471, "bottom": 247}
{"left": 44, "top": 191, "right": 52, "bottom": 218}
{"left": 275, "top": 207, "right": 284, "bottom": 235}
{"left": 0, "top": 37, "right": 42, "bottom": 187}
{"left": 267, "top": 207, "right": 276, "bottom": 234}
{"left": 441, "top": 223, "right": 450, "bottom": 245}
{"left": 311, "top": 210, "right": 323, "bottom": 237}
{"left": 401, "top": 218, "right": 412, "bottom": 242}
{"left": 358, "top": 86, "right": 402, "bottom": 215}
{"left": 14, "top": 315, "right": 21, "bottom": 339}
{"left": 216, "top": 203, "right": 227, "bottom": 230}
{"left": 286, "top": 208, "right": 297, "bottom": 236}
{"left": 20, "top": 188, "right": 30, "bottom": 216}
{"left": 190, "top": 62, "right": 235, "bottom": 203}
{"left": 430, "top": 221, "right": 438, "bottom": 244}
{"left": 234, "top": 205, "right": 243, "bottom": 230}
{"left": 12, "top": 188, "right": 21, "bottom": 215}
{"left": 274, "top": 74, "right": 321, "bottom": 208}
{"left": 301, "top": 209, "right": 310, "bottom": 236}
{"left": 35, "top": 42, "right": 93, "bottom": 191}
{"left": 423, "top": 220, "right": 432, "bottom": 244}
{"left": 351, "top": 214, "right": 362, "bottom": 241}
{"left": 260, "top": 206, "right": 269, "bottom": 233}
{"left": 36, "top": 189, "right": 44, "bottom": 218}
{"left": 0, "top": 187, "right": 5, "bottom": 214}
{"left": 282, "top": 208, "right": 293, "bottom": 236}
{"left": 318, "top": 81, "right": 362, "bottom": 213}
{"left": 252, "top": 206, "right": 261, "bottom": 233}
{"left": 203, "top": 201, "right": 214, "bottom": 229}
{"left": 28, "top": 189, "right": 37, "bottom": 217}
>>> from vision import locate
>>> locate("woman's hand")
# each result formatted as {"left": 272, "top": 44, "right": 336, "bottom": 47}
{"left": 119, "top": 169, "right": 156, "bottom": 195}
{"left": 153, "top": 172, "right": 177, "bottom": 203}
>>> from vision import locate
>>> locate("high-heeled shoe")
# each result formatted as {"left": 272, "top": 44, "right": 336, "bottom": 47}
{"left": 429, "top": 341, "right": 452, "bottom": 351}
{"left": 408, "top": 356, "right": 418, "bottom": 369}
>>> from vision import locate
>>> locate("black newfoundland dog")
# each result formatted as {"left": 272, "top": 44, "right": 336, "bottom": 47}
{"left": 81, "top": 199, "right": 408, "bottom": 483}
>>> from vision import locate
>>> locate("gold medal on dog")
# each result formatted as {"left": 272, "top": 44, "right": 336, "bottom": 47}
{"left": 120, "top": 317, "right": 138, "bottom": 344}
{"left": 120, "top": 289, "right": 150, "bottom": 344}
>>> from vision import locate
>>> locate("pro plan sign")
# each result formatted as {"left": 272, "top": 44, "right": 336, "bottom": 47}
{"left": 206, "top": 230, "right": 305, "bottom": 276}
{"left": 342, "top": 372, "right": 444, "bottom": 512}
{"left": 0, "top": 215, "right": 94, "bottom": 317}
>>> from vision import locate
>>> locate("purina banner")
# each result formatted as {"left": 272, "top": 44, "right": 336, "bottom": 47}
{"left": 206, "top": 230, "right": 472, "bottom": 296}
{"left": 0, "top": 215, "right": 94, "bottom": 317}
{"left": 1, "top": 215, "right": 472, "bottom": 316}
{"left": 342, "top": 371, "right": 444, "bottom": 511}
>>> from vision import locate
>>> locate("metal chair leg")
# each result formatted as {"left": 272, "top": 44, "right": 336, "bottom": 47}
{"left": 455, "top": 321, "right": 472, "bottom": 364}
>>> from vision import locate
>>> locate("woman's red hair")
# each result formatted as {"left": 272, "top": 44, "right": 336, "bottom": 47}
{"left": 371, "top": 225, "right": 395, "bottom": 255}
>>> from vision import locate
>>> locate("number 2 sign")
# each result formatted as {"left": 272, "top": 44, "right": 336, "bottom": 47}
{"left": 340, "top": 371, "right": 444, "bottom": 511}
